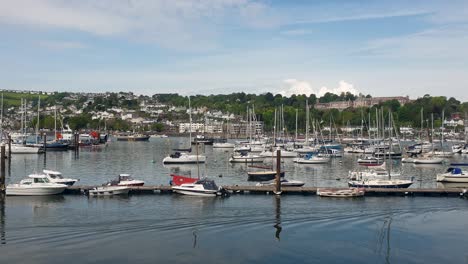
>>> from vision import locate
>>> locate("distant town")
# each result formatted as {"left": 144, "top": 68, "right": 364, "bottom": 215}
{"left": 0, "top": 89, "right": 466, "bottom": 138}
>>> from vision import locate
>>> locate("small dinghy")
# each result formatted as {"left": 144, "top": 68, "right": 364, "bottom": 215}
{"left": 88, "top": 186, "right": 130, "bottom": 196}
{"left": 317, "top": 188, "right": 365, "bottom": 198}
{"left": 256, "top": 179, "right": 305, "bottom": 187}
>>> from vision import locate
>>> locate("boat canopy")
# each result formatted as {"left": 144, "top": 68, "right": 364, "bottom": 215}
{"left": 195, "top": 178, "right": 218, "bottom": 190}
{"left": 449, "top": 167, "right": 462, "bottom": 174}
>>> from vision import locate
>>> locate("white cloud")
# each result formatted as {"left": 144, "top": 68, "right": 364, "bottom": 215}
{"left": 0, "top": 0, "right": 272, "bottom": 50}
{"left": 38, "top": 40, "right": 87, "bottom": 50}
{"left": 279, "top": 79, "right": 359, "bottom": 97}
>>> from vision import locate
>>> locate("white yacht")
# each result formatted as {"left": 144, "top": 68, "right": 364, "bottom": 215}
{"left": 260, "top": 148, "right": 297, "bottom": 158}
{"left": 229, "top": 152, "right": 265, "bottom": 163}
{"left": 88, "top": 186, "right": 130, "bottom": 196}
{"left": 172, "top": 178, "right": 225, "bottom": 197}
{"left": 293, "top": 153, "right": 330, "bottom": 164}
{"left": 43, "top": 169, "right": 78, "bottom": 186}
{"left": 162, "top": 151, "right": 206, "bottom": 164}
{"left": 7, "top": 144, "right": 42, "bottom": 154}
{"left": 108, "top": 174, "right": 145, "bottom": 186}
{"left": 213, "top": 142, "right": 235, "bottom": 148}
{"left": 436, "top": 167, "right": 468, "bottom": 183}
{"left": 6, "top": 174, "right": 68, "bottom": 196}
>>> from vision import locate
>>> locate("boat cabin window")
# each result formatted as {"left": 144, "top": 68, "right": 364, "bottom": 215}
{"left": 34, "top": 178, "right": 50, "bottom": 183}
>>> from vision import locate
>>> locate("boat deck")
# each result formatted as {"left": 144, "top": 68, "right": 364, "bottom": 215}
{"left": 65, "top": 185, "right": 468, "bottom": 197}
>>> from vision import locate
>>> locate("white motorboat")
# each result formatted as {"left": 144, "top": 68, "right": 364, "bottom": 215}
{"left": 256, "top": 179, "right": 304, "bottom": 187}
{"left": 172, "top": 178, "right": 225, "bottom": 197}
{"left": 162, "top": 152, "right": 206, "bottom": 164}
{"left": 229, "top": 152, "right": 265, "bottom": 163}
{"left": 108, "top": 174, "right": 145, "bottom": 186}
{"left": 436, "top": 167, "right": 468, "bottom": 183}
{"left": 213, "top": 142, "right": 235, "bottom": 148}
{"left": 413, "top": 155, "right": 444, "bottom": 164}
{"left": 88, "top": 186, "right": 130, "bottom": 196}
{"left": 293, "top": 153, "right": 330, "bottom": 164}
{"left": 429, "top": 151, "right": 454, "bottom": 158}
{"left": 6, "top": 174, "right": 68, "bottom": 196}
{"left": 317, "top": 188, "right": 365, "bottom": 197}
{"left": 7, "top": 144, "right": 43, "bottom": 154}
{"left": 260, "top": 148, "right": 297, "bottom": 158}
{"left": 43, "top": 169, "right": 79, "bottom": 186}
{"left": 357, "top": 156, "right": 383, "bottom": 166}
{"left": 295, "top": 146, "right": 319, "bottom": 154}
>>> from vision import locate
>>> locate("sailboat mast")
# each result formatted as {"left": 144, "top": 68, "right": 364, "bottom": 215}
{"left": 273, "top": 108, "right": 277, "bottom": 146}
{"left": 36, "top": 96, "right": 40, "bottom": 144}
{"left": 54, "top": 105, "right": 57, "bottom": 140}
{"left": 305, "top": 100, "right": 309, "bottom": 145}
{"left": 188, "top": 96, "right": 192, "bottom": 146}
{"left": 0, "top": 93, "right": 3, "bottom": 131}
{"left": 295, "top": 108, "right": 298, "bottom": 142}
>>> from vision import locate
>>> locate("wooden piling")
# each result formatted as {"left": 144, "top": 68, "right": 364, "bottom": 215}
{"left": 275, "top": 149, "right": 282, "bottom": 195}
{"left": 7, "top": 135, "right": 11, "bottom": 160}
{"left": 43, "top": 133, "right": 47, "bottom": 153}
{"left": 0, "top": 145, "right": 5, "bottom": 193}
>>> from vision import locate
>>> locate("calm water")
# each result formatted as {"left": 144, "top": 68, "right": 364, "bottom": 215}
{"left": 1, "top": 195, "right": 468, "bottom": 263}
{"left": 4, "top": 137, "right": 468, "bottom": 188}
{"left": 1, "top": 138, "right": 468, "bottom": 263}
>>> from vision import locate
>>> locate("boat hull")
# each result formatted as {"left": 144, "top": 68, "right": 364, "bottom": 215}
{"left": 247, "top": 171, "right": 285, "bottom": 181}
{"left": 6, "top": 186, "right": 67, "bottom": 196}
{"left": 348, "top": 181, "right": 413, "bottom": 188}
{"left": 88, "top": 186, "right": 130, "bottom": 196}
{"left": 317, "top": 188, "right": 365, "bottom": 197}
{"left": 436, "top": 174, "right": 468, "bottom": 183}
{"left": 116, "top": 136, "right": 150, "bottom": 141}
{"left": 172, "top": 189, "right": 218, "bottom": 197}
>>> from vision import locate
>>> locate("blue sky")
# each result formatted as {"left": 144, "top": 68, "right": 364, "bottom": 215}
{"left": 0, "top": 0, "right": 467, "bottom": 101}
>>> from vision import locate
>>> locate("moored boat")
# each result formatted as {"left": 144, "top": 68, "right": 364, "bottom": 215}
{"left": 108, "top": 174, "right": 145, "bottom": 186}
{"left": 247, "top": 170, "right": 285, "bottom": 181}
{"left": 6, "top": 174, "right": 68, "bottom": 196}
{"left": 115, "top": 134, "right": 150, "bottom": 141}
{"left": 317, "top": 188, "right": 365, "bottom": 197}
{"left": 436, "top": 167, "right": 468, "bottom": 183}
{"left": 171, "top": 178, "right": 226, "bottom": 197}
{"left": 162, "top": 152, "right": 206, "bottom": 164}
{"left": 88, "top": 186, "right": 130, "bottom": 196}
{"left": 43, "top": 169, "right": 78, "bottom": 186}
{"left": 348, "top": 178, "right": 413, "bottom": 188}
{"left": 256, "top": 179, "right": 304, "bottom": 187}
{"left": 293, "top": 153, "right": 330, "bottom": 164}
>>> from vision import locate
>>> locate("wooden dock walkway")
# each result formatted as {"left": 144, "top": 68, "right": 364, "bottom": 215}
{"left": 65, "top": 185, "right": 468, "bottom": 197}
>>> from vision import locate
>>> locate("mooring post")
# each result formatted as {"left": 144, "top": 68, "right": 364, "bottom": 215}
{"left": 7, "top": 135, "right": 11, "bottom": 160}
{"left": 74, "top": 131, "right": 79, "bottom": 151}
{"left": 43, "top": 133, "right": 47, "bottom": 153}
{"left": 0, "top": 145, "right": 5, "bottom": 193}
{"left": 275, "top": 149, "right": 282, "bottom": 195}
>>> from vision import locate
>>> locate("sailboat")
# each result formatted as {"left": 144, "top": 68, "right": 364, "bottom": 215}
{"left": 348, "top": 110, "right": 413, "bottom": 188}
{"left": 413, "top": 114, "right": 444, "bottom": 164}
{"left": 8, "top": 98, "right": 43, "bottom": 154}
{"left": 163, "top": 96, "right": 206, "bottom": 164}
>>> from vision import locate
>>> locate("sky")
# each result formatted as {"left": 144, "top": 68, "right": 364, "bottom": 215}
{"left": 0, "top": 0, "right": 467, "bottom": 101}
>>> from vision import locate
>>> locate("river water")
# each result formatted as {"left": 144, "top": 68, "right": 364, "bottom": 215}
{"left": 1, "top": 138, "right": 468, "bottom": 263}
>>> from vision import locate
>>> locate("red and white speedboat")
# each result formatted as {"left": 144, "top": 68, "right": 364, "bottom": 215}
{"left": 108, "top": 174, "right": 145, "bottom": 186}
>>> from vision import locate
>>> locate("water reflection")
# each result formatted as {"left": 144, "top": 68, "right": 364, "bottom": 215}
{"left": 274, "top": 196, "right": 282, "bottom": 241}
{"left": 0, "top": 194, "right": 5, "bottom": 245}
{"left": 377, "top": 214, "right": 393, "bottom": 264}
